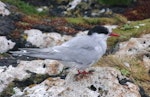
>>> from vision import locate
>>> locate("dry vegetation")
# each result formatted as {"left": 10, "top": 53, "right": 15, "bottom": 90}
{"left": 95, "top": 55, "right": 150, "bottom": 95}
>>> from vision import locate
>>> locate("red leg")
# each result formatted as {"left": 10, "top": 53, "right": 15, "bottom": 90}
{"left": 78, "top": 70, "right": 90, "bottom": 74}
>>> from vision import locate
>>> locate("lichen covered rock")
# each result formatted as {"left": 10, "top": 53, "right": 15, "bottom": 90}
{"left": 11, "top": 67, "right": 140, "bottom": 97}
{"left": 116, "top": 34, "right": 150, "bottom": 68}
{"left": 0, "top": 59, "right": 64, "bottom": 93}
{"left": 116, "top": 34, "right": 150, "bottom": 56}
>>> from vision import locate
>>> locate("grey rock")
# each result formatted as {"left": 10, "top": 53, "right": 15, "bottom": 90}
{"left": 32, "top": 24, "right": 56, "bottom": 32}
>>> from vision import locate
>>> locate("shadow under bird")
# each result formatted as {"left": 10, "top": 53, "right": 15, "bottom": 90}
{"left": 11, "top": 25, "right": 119, "bottom": 74}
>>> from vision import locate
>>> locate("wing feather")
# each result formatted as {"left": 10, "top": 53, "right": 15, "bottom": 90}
{"left": 11, "top": 35, "right": 101, "bottom": 65}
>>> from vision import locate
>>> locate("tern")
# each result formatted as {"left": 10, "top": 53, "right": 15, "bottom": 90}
{"left": 11, "top": 25, "right": 119, "bottom": 74}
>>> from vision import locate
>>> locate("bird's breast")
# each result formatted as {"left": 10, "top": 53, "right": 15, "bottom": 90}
{"left": 94, "top": 46, "right": 100, "bottom": 51}
{"left": 94, "top": 45, "right": 106, "bottom": 56}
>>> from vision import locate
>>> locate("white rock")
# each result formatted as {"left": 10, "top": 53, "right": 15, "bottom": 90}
{"left": 0, "top": 1, "right": 10, "bottom": 16}
{"left": 36, "top": 8, "right": 43, "bottom": 12}
{"left": 17, "top": 59, "right": 64, "bottom": 75}
{"left": 116, "top": 34, "right": 150, "bottom": 56}
{"left": 0, "top": 65, "right": 28, "bottom": 93}
{"left": 42, "top": 32, "right": 63, "bottom": 47}
{"left": 134, "top": 26, "right": 140, "bottom": 29}
{"left": 104, "top": 25, "right": 118, "bottom": 32}
{"left": 24, "top": 29, "right": 45, "bottom": 47}
{"left": 11, "top": 67, "right": 141, "bottom": 97}
{"left": 61, "top": 35, "right": 73, "bottom": 43}
{"left": 20, "top": 78, "right": 65, "bottom": 97}
{"left": 123, "top": 62, "right": 130, "bottom": 67}
{"left": 115, "top": 34, "right": 150, "bottom": 68}
{"left": 76, "top": 30, "right": 88, "bottom": 36}
{"left": 133, "top": 23, "right": 145, "bottom": 29}
{"left": 139, "top": 24, "right": 145, "bottom": 26}
{"left": 99, "top": 8, "right": 112, "bottom": 14}
{"left": 67, "top": 0, "right": 82, "bottom": 10}
{"left": 141, "top": 34, "right": 150, "bottom": 38}
{"left": 0, "top": 59, "right": 64, "bottom": 93}
{"left": 24, "top": 29, "right": 71, "bottom": 48}
{"left": 99, "top": 9, "right": 105, "bottom": 13}
{"left": 0, "top": 66, "right": 7, "bottom": 73}
{"left": 36, "top": 6, "right": 48, "bottom": 12}
{"left": 0, "top": 36, "right": 15, "bottom": 53}
{"left": 12, "top": 87, "right": 24, "bottom": 96}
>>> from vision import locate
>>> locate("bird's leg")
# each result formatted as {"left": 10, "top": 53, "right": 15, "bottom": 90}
{"left": 75, "top": 70, "right": 94, "bottom": 80}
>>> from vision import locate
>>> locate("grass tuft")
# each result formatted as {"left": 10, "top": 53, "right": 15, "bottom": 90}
{"left": 95, "top": 54, "right": 150, "bottom": 95}
{"left": 65, "top": 14, "right": 127, "bottom": 25}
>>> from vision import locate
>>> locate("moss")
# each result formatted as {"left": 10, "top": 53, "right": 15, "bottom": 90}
{"left": 65, "top": 17, "right": 86, "bottom": 25}
{"left": 83, "top": 18, "right": 101, "bottom": 25}
{"left": 65, "top": 14, "right": 127, "bottom": 25}
{"left": 0, "top": 82, "right": 15, "bottom": 97}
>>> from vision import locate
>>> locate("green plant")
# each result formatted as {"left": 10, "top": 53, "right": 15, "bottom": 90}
{"left": 65, "top": 17, "right": 86, "bottom": 25}
{"left": 65, "top": 14, "right": 127, "bottom": 25}
{"left": 1, "top": 0, "right": 47, "bottom": 15}
{"left": 83, "top": 18, "right": 101, "bottom": 25}
{"left": 120, "top": 24, "right": 134, "bottom": 30}
{"left": 97, "top": 0, "right": 133, "bottom": 6}
{"left": 120, "top": 69, "right": 130, "bottom": 76}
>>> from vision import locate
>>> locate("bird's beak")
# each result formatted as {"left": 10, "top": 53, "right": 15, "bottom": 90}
{"left": 109, "top": 32, "right": 120, "bottom": 37}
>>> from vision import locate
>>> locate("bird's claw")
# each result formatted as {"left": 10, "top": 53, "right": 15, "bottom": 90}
{"left": 77, "top": 70, "right": 93, "bottom": 75}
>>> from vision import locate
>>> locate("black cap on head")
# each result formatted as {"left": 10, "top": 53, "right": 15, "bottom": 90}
{"left": 88, "top": 25, "right": 109, "bottom": 35}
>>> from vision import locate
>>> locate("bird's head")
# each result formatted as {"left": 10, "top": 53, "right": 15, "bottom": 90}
{"left": 88, "top": 25, "right": 119, "bottom": 38}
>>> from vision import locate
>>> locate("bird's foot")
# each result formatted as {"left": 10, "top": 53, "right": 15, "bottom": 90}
{"left": 75, "top": 70, "right": 94, "bottom": 81}
{"left": 77, "top": 70, "right": 93, "bottom": 75}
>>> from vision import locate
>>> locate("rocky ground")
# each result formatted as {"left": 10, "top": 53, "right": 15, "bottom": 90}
{"left": 0, "top": 0, "right": 150, "bottom": 97}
